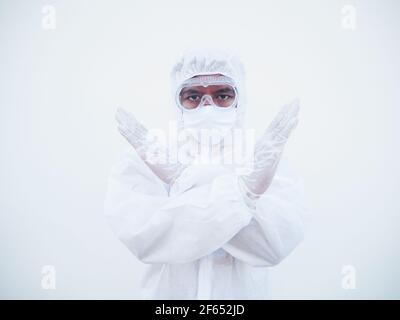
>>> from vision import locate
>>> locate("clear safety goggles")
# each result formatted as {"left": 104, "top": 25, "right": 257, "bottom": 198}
{"left": 176, "top": 75, "right": 238, "bottom": 111}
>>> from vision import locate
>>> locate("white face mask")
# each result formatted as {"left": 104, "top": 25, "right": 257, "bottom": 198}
{"left": 181, "top": 106, "right": 237, "bottom": 145}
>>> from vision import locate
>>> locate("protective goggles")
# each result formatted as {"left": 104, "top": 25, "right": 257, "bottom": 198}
{"left": 176, "top": 75, "right": 238, "bottom": 110}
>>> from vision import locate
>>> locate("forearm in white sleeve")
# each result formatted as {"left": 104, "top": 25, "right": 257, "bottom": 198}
{"left": 222, "top": 159, "right": 307, "bottom": 267}
{"left": 104, "top": 148, "right": 252, "bottom": 264}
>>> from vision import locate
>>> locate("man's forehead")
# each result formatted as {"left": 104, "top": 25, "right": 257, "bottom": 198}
{"left": 181, "top": 85, "right": 235, "bottom": 94}
{"left": 192, "top": 73, "right": 224, "bottom": 80}
{"left": 181, "top": 74, "right": 236, "bottom": 88}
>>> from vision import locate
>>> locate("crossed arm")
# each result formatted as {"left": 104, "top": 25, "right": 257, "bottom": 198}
{"left": 105, "top": 100, "right": 306, "bottom": 266}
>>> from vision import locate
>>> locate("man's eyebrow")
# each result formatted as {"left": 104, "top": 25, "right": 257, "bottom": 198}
{"left": 215, "top": 87, "right": 235, "bottom": 93}
{"left": 181, "top": 88, "right": 201, "bottom": 95}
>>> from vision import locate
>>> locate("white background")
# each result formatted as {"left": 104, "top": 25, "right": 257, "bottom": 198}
{"left": 0, "top": 0, "right": 399, "bottom": 299}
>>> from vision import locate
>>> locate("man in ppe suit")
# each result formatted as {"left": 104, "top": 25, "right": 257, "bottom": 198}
{"left": 104, "top": 49, "right": 307, "bottom": 299}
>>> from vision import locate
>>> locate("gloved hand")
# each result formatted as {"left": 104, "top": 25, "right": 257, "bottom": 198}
{"left": 116, "top": 107, "right": 150, "bottom": 154}
{"left": 116, "top": 108, "right": 187, "bottom": 184}
{"left": 238, "top": 99, "right": 300, "bottom": 207}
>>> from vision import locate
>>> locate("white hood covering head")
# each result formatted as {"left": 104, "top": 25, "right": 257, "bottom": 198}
{"left": 170, "top": 49, "right": 247, "bottom": 128}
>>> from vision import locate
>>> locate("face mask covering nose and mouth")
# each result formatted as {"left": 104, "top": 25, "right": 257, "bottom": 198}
{"left": 176, "top": 74, "right": 239, "bottom": 145}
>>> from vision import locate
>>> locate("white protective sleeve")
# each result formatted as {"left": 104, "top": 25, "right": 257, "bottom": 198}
{"left": 104, "top": 148, "right": 252, "bottom": 264}
{"left": 222, "top": 158, "right": 307, "bottom": 267}
{"left": 104, "top": 148, "right": 306, "bottom": 266}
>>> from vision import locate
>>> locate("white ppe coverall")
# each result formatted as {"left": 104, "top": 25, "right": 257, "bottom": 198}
{"left": 104, "top": 50, "right": 307, "bottom": 299}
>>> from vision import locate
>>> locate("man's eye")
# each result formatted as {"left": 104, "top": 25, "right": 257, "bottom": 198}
{"left": 217, "top": 95, "right": 232, "bottom": 100}
{"left": 188, "top": 95, "right": 200, "bottom": 101}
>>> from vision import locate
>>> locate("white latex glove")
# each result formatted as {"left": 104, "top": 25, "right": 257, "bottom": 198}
{"left": 238, "top": 99, "right": 300, "bottom": 206}
{"left": 116, "top": 108, "right": 187, "bottom": 184}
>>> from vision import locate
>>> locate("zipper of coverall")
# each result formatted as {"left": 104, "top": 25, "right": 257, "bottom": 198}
{"left": 197, "top": 254, "right": 212, "bottom": 299}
